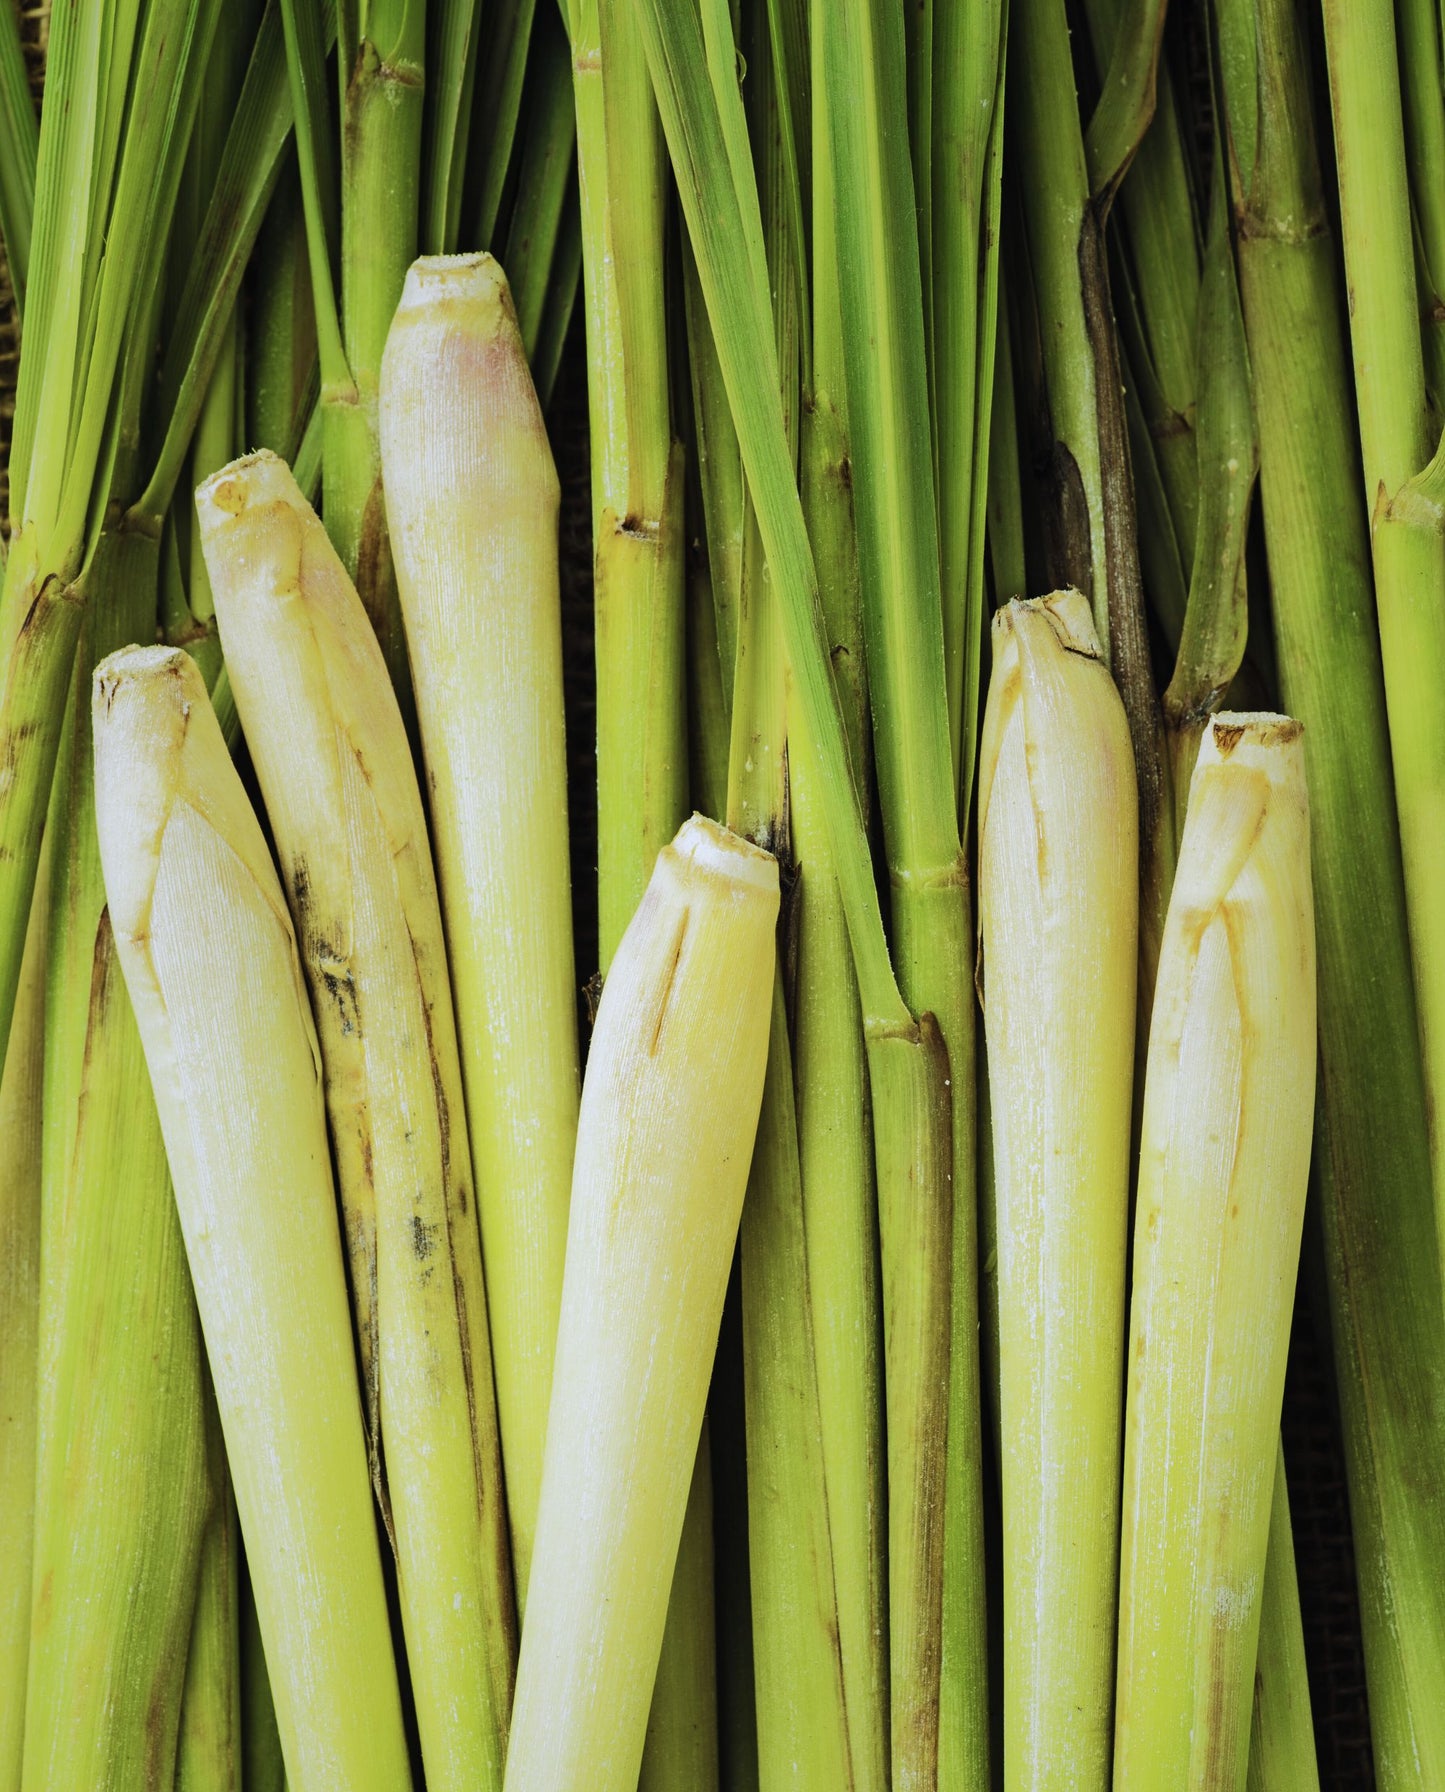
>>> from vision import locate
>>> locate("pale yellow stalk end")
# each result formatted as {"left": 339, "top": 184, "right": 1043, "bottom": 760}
{"left": 380, "top": 252, "right": 578, "bottom": 1604}
{"left": 504, "top": 815, "right": 777, "bottom": 1792}
{"left": 1114, "top": 711, "right": 1315, "bottom": 1792}
{"left": 92, "top": 645, "right": 411, "bottom": 1792}
{"left": 979, "top": 589, "right": 1138, "bottom": 1792}
{"left": 197, "top": 447, "right": 516, "bottom": 1792}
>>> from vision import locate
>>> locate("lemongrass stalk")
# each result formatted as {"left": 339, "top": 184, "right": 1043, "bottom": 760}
{"left": 710, "top": 1271, "right": 762, "bottom": 1792}
{"left": 642, "top": 1432, "right": 723, "bottom": 1789}
{"left": 1114, "top": 713, "right": 1316, "bottom": 1792}
{"left": 740, "top": 977, "right": 854, "bottom": 1792}
{"left": 247, "top": 160, "right": 319, "bottom": 463}
{"left": 1005, "top": 0, "right": 1164, "bottom": 906}
{"left": 0, "top": 0, "right": 36, "bottom": 321}
{"left": 182, "top": 314, "right": 239, "bottom": 684}
{"left": 322, "top": 0, "right": 423, "bottom": 693}
{"left": 531, "top": 199, "right": 582, "bottom": 408}
{"left": 22, "top": 895, "right": 210, "bottom": 1790}
{"left": 423, "top": 0, "right": 484, "bottom": 255}
{"left": 503, "top": 814, "right": 777, "bottom": 1792}
{"left": 978, "top": 591, "right": 1137, "bottom": 1792}
{"left": 503, "top": 7, "right": 578, "bottom": 364}
{"left": 986, "top": 277, "right": 1027, "bottom": 603}
{"left": 1245, "top": 1449, "right": 1321, "bottom": 1792}
{"left": 1080, "top": 2, "right": 1201, "bottom": 578}
{"left": 92, "top": 644, "right": 412, "bottom": 1792}
{"left": 684, "top": 552, "right": 761, "bottom": 1792}
{"left": 634, "top": 12, "right": 969, "bottom": 1785}
{"left": 0, "top": 578, "right": 81, "bottom": 1070}
{"left": 239, "top": 1565, "right": 285, "bottom": 1792}
{"left": 814, "top": 7, "right": 981, "bottom": 1781}
{"left": 175, "top": 1399, "right": 242, "bottom": 1792}
{"left": 0, "top": 834, "right": 44, "bottom": 1792}
{"left": 1216, "top": 0, "right": 1445, "bottom": 1771}
{"left": 788, "top": 56, "right": 888, "bottom": 1792}
{"left": 790, "top": 583, "right": 888, "bottom": 1792}
{"left": 567, "top": 0, "right": 687, "bottom": 958}
{"left": 379, "top": 253, "right": 580, "bottom": 1604}
{"left": 23, "top": 532, "right": 211, "bottom": 1792}
{"left": 1396, "top": 0, "right": 1445, "bottom": 412}
{"left": 1079, "top": 0, "right": 1167, "bottom": 200}
{"left": 686, "top": 31, "right": 859, "bottom": 1775}
{"left": 1005, "top": 0, "right": 1109, "bottom": 643}
{"left": 932, "top": 0, "right": 1006, "bottom": 789}
{"left": 1160, "top": 138, "right": 1257, "bottom": 837}
{"left": 198, "top": 447, "right": 516, "bottom": 1791}
{"left": 1319, "top": 0, "right": 1445, "bottom": 1255}
{"left": 470, "top": 0, "right": 540, "bottom": 248}
{"left": 784, "top": 772, "right": 884, "bottom": 1792}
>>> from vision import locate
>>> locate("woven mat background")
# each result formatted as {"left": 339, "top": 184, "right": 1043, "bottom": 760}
{"left": 0, "top": 0, "right": 1375, "bottom": 1775}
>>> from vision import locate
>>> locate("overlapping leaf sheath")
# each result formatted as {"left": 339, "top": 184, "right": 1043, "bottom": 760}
{"left": 0, "top": 839, "right": 44, "bottom": 1792}
{"left": 173, "top": 1394, "right": 241, "bottom": 1792}
{"left": 1114, "top": 714, "right": 1315, "bottom": 1792}
{"left": 1244, "top": 1449, "right": 1320, "bottom": 1792}
{"left": 978, "top": 590, "right": 1137, "bottom": 1792}
{"left": 91, "top": 645, "right": 411, "bottom": 1792}
{"left": 24, "top": 535, "right": 210, "bottom": 1792}
{"left": 503, "top": 815, "right": 777, "bottom": 1792}
{"left": 379, "top": 253, "right": 580, "bottom": 1606}
{"left": 197, "top": 449, "right": 516, "bottom": 1791}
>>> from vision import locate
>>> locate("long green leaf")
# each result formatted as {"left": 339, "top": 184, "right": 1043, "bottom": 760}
{"left": 0, "top": 0, "right": 37, "bottom": 317}
{"left": 626, "top": 0, "right": 903, "bottom": 1031}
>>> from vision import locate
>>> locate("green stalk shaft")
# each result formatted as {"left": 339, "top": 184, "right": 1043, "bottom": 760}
{"left": 23, "top": 534, "right": 211, "bottom": 1792}
{"left": 1396, "top": 0, "right": 1445, "bottom": 410}
{"left": 741, "top": 978, "right": 855, "bottom": 1792}
{"left": 986, "top": 276, "right": 1027, "bottom": 603}
{"left": 691, "top": 33, "right": 856, "bottom": 1775}
{"left": 931, "top": 0, "right": 1005, "bottom": 792}
{"left": 789, "top": 729, "right": 888, "bottom": 1792}
{"left": 0, "top": 830, "right": 45, "bottom": 1792}
{"left": 1244, "top": 1450, "right": 1320, "bottom": 1792}
{"left": 1082, "top": 0, "right": 1201, "bottom": 580}
{"left": 795, "top": 117, "right": 887, "bottom": 1774}
{"left": 814, "top": 4, "right": 985, "bottom": 1778}
{"left": 1320, "top": 0, "right": 1445, "bottom": 1256}
{"left": 0, "top": 577, "right": 82, "bottom": 1083}
{"left": 324, "top": 0, "right": 424, "bottom": 694}
{"left": 503, "top": 8, "right": 579, "bottom": 364}
{"left": 1217, "top": 0, "right": 1445, "bottom": 1774}
{"left": 246, "top": 160, "right": 319, "bottom": 464}
{"left": 239, "top": 1563, "right": 285, "bottom": 1792}
{"left": 0, "top": 0, "right": 36, "bottom": 318}
{"left": 1007, "top": 0, "right": 1108, "bottom": 642}
{"left": 571, "top": 0, "right": 688, "bottom": 961}
{"left": 175, "top": 1400, "right": 242, "bottom": 1792}
{"left": 639, "top": 1431, "right": 722, "bottom": 1792}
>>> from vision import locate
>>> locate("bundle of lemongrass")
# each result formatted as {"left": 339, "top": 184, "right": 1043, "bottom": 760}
{"left": 2, "top": 0, "right": 1443, "bottom": 1789}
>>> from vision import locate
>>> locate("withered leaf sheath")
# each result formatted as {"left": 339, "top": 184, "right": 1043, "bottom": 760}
{"left": 91, "top": 645, "right": 412, "bottom": 1792}
{"left": 197, "top": 450, "right": 516, "bottom": 1792}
